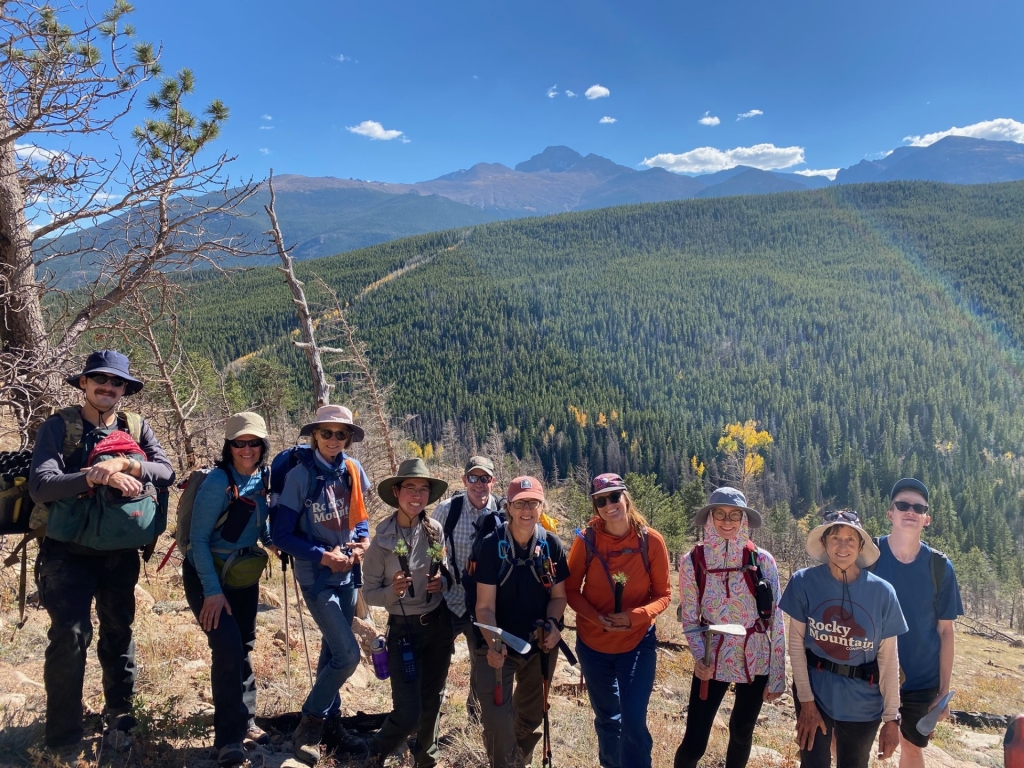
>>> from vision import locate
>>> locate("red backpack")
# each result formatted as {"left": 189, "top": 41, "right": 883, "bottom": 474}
{"left": 690, "top": 540, "right": 774, "bottom": 623}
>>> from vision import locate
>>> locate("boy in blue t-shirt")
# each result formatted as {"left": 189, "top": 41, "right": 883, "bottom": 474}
{"left": 870, "top": 478, "right": 963, "bottom": 768}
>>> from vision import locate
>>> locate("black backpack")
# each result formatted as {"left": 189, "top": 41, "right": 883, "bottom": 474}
{"left": 457, "top": 502, "right": 506, "bottom": 618}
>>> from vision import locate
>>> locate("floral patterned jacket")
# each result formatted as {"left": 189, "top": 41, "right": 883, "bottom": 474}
{"left": 679, "top": 514, "right": 786, "bottom": 693}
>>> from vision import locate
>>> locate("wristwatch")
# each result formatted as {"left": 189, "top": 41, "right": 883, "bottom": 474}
{"left": 546, "top": 616, "right": 565, "bottom": 631}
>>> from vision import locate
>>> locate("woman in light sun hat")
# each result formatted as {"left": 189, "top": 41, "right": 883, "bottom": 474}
{"left": 362, "top": 458, "right": 453, "bottom": 767}
{"left": 270, "top": 404, "right": 372, "bottom": 765}
{"left": 675, "top": 487, "right": 785, "bottom": 768}
{"left": 779, "top": 510, "right": 907, "bottom": 768}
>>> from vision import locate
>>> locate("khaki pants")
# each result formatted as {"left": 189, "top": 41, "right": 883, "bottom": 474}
{"left": 472, "top": 645, "right": 556, "bottom": 768}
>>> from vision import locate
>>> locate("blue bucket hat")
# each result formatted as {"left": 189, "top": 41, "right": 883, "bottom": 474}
{"left": 66, "top": 350, "right": 144, "bottom": 396}
{"left": 694, "top": 486, "right": 763, "bottom": 529}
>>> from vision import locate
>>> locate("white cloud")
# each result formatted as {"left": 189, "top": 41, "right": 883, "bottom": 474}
{"left": 259, "top": 125, "right": 274, "bottom": 130}
{"left": 737, "top": 109, "right": 764, "bottom": 120}
{"left": 599, "top": 116, "right": 617, "bottom": 124}
{"left": 903, "top": 117, "right": 1024, "bottom": 147}
{"left": 346, "top": 120, "right": 405, "bottom": 141}
{"left": 641, "top": 143, "right": 805, "bottom": 173}
{"left": 585, "top": 84, "right": 610, "bottom": 100}
{"left": 261, "top": 114, "right": 273, "bottom": 121}
{"left": 332, "top": 54, "right": 353, "bottom": 62}
{"left": 698, "top": 111, "right": 720, "bottom": 126}
{"left": 565, "top": 89, "right": 577, "bottom": 97}
{"left": 866, "top": 150, "right": 893, "bottom": 160}
{"left": 259, "top": 148, "right": 270, "bottom": 155}
{"left": 15, "top": 143, "right": 63, "bottom": 163}
{"left": 546, "top": 84, "right": 559, "bottom": 98}
{"left": 400, "top": 137, "right": 411, "bottom": 144}
{"left": 794, "top": 168, "right": 839, "bottom": 180}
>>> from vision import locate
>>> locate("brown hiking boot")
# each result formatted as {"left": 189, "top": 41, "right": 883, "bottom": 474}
{"left": 292, "top": 714, "right": 324, "bottom": 766}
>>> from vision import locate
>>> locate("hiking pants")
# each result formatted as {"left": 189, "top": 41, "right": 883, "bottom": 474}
{"left": 450, "top": 608, "right": 482, "bottom": 720}
{"left": 794, "top": 696, "right": 881, "bottom": 768}
{"left": 576, "top": 626, "right": 657, "bottom": 768}
{"left": 473, "top": 644, "right": 557, "bottom": 768}
{"left": 300, "top": 580, "right": 360, "bottom": 718}
{"left": 182, "top": 559, "right": 258, "bottom": 748}
{"left": 674, "top": 673, "right": 768, "bottom": 768}
{"left": 369, "top": 604, "right": 454, "bottom": 767}
{"left": 36, "top": 538, "right": 139, "bottom": 747}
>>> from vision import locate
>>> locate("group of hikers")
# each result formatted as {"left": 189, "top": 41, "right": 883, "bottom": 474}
{"left": 25, "top": 350, "right": 964, "bottom": 768}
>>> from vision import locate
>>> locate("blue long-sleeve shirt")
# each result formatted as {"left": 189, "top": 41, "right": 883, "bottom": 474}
{"left": 187, "top": 466, "right": 271, "bottom": 597}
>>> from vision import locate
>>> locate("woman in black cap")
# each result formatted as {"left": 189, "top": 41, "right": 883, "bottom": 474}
{"left": 779, "top": 510, "right": 907, "bottom": 768}
{"left": 361, "top": 458, "right": 453, "bottom": 767}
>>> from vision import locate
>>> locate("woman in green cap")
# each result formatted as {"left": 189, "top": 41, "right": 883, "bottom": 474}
{"left": 362, "top": 458, "right": 454, "bottom": 767}
{"left": 183, "top": 412, "right": 274, "bottom": 767}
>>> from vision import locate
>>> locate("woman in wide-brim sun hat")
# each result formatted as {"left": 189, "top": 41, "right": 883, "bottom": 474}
{"left": 779, "top": 510, "right": 907, "bottom": 768}
{"left": 675, "top": 487, "right": 786, "bottom": 768}
{"left": 270, "top": 404, "right": 372, "bottom": 765}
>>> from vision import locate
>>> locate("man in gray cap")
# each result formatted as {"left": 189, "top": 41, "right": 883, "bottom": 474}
{"left": 29, "top": 350, "right": 175, "bottom": 751}
{"left": 869, "top": 478, "right": 963, "bottom": 768}
{"left": 432, "top": 455, "right": 502, "bottom": 721}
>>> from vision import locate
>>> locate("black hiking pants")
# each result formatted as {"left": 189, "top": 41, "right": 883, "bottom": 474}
{"left": 36, "top": 537, "right": 140, "bottom": 747}
{"left": 674, "top": 674, "right": 768, "bottom": 768}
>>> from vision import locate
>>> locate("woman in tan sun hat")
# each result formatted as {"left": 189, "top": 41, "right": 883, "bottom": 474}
{"left": 779, "top": 510, "right": 908, "bottom": 768}
{"left": 362, "top": 458, "right": 453, "bottom": 767}
{"left": 270, "top": 404, "right": 371, "bottom": 765}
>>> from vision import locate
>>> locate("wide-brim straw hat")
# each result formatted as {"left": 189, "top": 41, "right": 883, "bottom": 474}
{"left": 377, "top": 458, "right": 449, "bottom": 508}
{"left": 805, "top": 511, "right": 880, "bottom": 568}
{"left": 299, "top": 404, "right": 365, "bottom": 442}
{"left": 694, "top": 486, "right": 763, "bottom": 529}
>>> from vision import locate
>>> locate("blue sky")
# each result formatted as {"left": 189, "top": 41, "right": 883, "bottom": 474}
{"left": 117, "top": 0, "right": 1024, "bottom": 183}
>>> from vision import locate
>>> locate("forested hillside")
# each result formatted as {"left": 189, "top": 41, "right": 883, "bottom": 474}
{"left": 180, "top": 181, "right": 1024, "bottom": 569}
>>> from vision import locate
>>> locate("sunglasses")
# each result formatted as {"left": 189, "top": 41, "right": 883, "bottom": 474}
{"left": 87, "top": 373, "right": 127, "bottom": 388}
{"left": 594, "top": 491, "right": 623, "bottom": 508}
{"left": 823, "top": 510, "right": 861, "bottom": 524}
{"left": 317, "top": 428, "right": 351, "bottom": 441}
{"left": 511, "top": 499, "right": 542, "bottom": 510}
{"left": 711, "top": 508, "right": 743, "bottom": 522}
{"left": 229, "top": 439, "right": 263, "bottom": 449}
{"left": 893, "top": 500, "right": 929, "bottom": 514}
{"left": 466, "top": 474, "right": 494, "bottom": 484}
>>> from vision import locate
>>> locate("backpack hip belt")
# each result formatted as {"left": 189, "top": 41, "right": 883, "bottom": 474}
{"left": 805, "top": 648, "right": 879, "bottom": 685}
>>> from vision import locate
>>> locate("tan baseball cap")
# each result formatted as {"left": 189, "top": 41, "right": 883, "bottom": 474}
{"left": 224, "top": 412, "right": 268, "bottom": 440}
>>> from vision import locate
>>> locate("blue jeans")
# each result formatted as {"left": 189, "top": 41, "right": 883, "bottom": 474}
{"left": 575, "top": 626, "right": 657, "bottom": 768}
{"left": 300, "top": 581, "right": 360, "bottom": 718}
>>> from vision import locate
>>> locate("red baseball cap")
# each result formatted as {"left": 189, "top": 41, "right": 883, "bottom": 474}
{"left": 507, "top": 476, "right": 545, "bottom": 503}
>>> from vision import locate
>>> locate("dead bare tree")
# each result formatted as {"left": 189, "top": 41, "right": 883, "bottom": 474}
{"left": 0, "top": 2, "right": 260, "bottom": 441}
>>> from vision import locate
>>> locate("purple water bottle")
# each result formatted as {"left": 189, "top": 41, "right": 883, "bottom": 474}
{"left": 371, "top": 635, "right": 389, "bottom": 680}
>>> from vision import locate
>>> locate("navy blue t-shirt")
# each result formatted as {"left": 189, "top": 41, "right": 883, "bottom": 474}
{"left": 871, "top": 537, "right": 963, "bottom": 691}
{"left": 780, "top": 564, "right": 907, "bottom": 722}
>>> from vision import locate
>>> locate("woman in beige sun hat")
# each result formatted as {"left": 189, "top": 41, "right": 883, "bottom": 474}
{"left": 779, "top": 510, "right": 907, "bottom": 768}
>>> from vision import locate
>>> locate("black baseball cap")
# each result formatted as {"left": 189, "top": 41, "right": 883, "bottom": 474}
{"left": 890, "top": 477, "right": 928, "bottom": 502}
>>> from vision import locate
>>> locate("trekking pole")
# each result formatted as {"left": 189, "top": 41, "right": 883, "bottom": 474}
{"left": 292, "top": 565, "right": 315, "bottom": 688}
{"left": 536, "top": 623, "right": 553, "bottom": 768}
{"left": 282, "top": 553, "right": 291, "bottom": 691}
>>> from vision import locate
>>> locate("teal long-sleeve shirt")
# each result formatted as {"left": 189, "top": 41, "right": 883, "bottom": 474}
{"left": 188, "top": 466, "right": 271, "bottom": 597}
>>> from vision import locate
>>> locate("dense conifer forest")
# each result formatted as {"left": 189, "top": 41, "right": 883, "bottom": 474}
{"left": 178, "top": 181, "right": 1024, "bottom": 575}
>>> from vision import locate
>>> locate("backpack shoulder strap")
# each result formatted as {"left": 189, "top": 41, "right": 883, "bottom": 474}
{"left": 579, "top": 525, "right": 616, "bottom": 592}
{"left": 742, "top": 539, "right": 760, "bottom": 598}
{"left": 56, "top": 407, "right": 84, "bottom": 460}
{"left": 690, "top": 544, "right": 707, "bottom": 610}
{"left": 121, "top": 411, "right": 142, "bottom": 443}
{"left": 637, "top": 526, "right": 651, "bottom": 576}
{"left": 927, "top": 545, "right": 950, "bottom": 614}
{"left": 443, "top": 494, "right": 465, "bottom": 544}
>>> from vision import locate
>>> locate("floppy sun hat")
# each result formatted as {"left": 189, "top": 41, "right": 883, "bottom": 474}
{"left": 377, "top": 458, "right": 449, "bottom": 508}
{"left": 299, "top": 404, "right": 365, "bottom": 442}
{"left": 694, "top": 486, "right": 763, "bottom": 529}
{"left": 805, "top": 510, "right": 880, "bottom": 568}
{"left": 66, "top": 350, "right": 144, "bottom": 396}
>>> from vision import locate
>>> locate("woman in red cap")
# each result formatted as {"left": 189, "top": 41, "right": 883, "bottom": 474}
{"left": 472, "top": 476, "right": 571, "bottom": 768}
{"left": 565, "top": 473, "right": 672, "bottom": 768}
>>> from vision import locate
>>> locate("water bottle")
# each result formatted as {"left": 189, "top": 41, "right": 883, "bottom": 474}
{"left": 370, "top": 635, "right": 390, "bottom": 680}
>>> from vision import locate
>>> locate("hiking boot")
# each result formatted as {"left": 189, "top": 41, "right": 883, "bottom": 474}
{"left": 217, "top": 743, "right": 247, "bottom": 767}
{"left": 103, "top": 712, "right": 137, "bottom": 752}
{"left": 244, "top": 722, "right": 270, "bottom": 747}
{"left": 292, "top": 714, "right": 325, "bottom": 766}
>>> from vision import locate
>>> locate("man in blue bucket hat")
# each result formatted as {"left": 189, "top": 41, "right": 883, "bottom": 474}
{"left": 29, "top": 350, "right": 174, "bottom": 752}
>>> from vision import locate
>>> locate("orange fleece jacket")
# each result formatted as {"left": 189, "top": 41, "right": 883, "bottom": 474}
{"left": 566, "top": 519, "right": 672, "bottom": 654}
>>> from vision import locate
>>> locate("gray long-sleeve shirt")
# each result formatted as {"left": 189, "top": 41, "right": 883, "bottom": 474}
{"left": 30, "top": 409, "right": 175, "bottom": 505}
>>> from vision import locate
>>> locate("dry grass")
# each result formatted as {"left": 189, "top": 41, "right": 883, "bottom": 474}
{"left": 2, "top": 526, "right": 1023, "bottom": 768}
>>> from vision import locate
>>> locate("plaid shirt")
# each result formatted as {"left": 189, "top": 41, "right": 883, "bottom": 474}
{"left": 432, "top": 492, "right": 498, "bottom": 618}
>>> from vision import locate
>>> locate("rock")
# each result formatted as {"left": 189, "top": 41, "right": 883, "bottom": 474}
{"left": 193, "top": 705, "right": 216, "bottom": 726}
{"left": 168, "top": 572, "right": 183, "bottom": 586}
{"left": 748, "top": 746, "right": 785, "bottom": 765}
{"left": 134, "top": 584, "right": 155, "bottom": 609}
{"left": 14, "top": 671, "right": 43, "bottom": 688}
{"left": 712, "top": 714, "right": 728, "bottom": 731}
{"left": 277, "top": 759, "right": 311, "bottom": 768}
{"left": 343, "top": 663, "right": 371, "bottom": 690}
{"left": 152, "top": 600, "right": 189, "bottom": 615}
{"left": 351, "top": 616, "right": 379, "bottom": 652}
{"left": 259, "top": 586, "right": 282, "bottom": 608}
{"left": 0, "top": 693, "right": 27, "bottom": 710}
{"left": 274, "top": 628, "right": 298, "bottom": 648}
